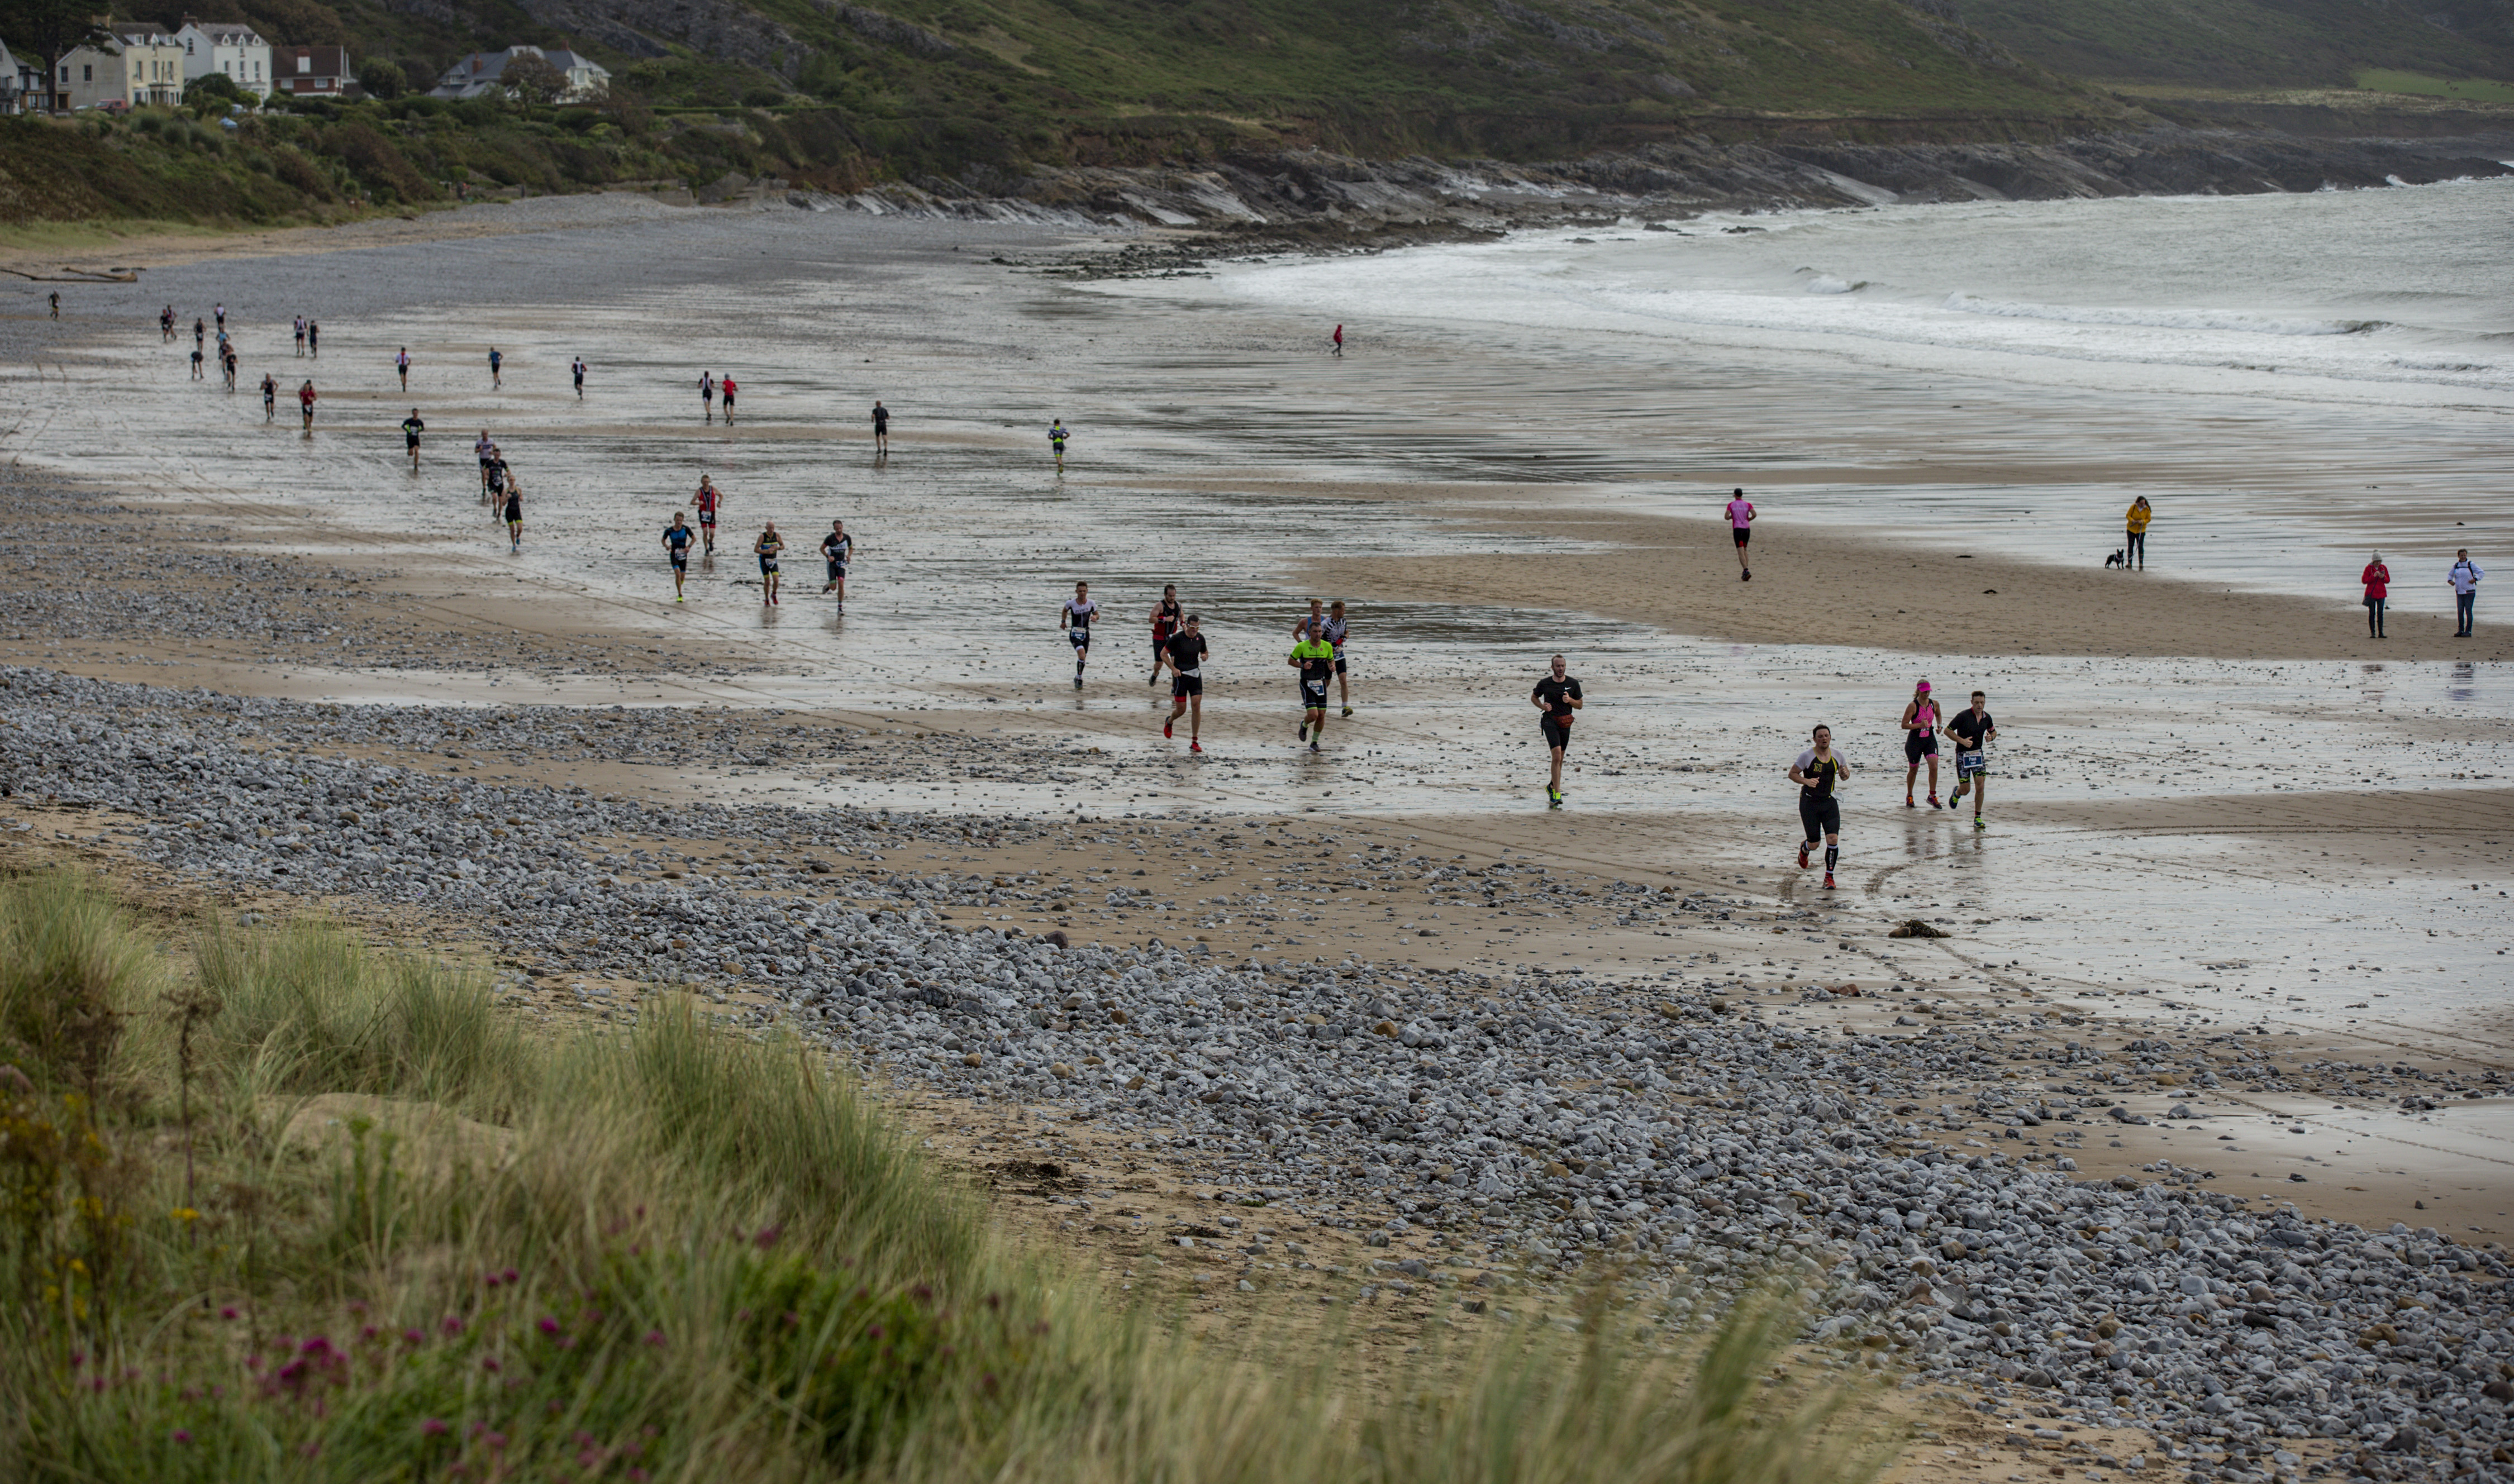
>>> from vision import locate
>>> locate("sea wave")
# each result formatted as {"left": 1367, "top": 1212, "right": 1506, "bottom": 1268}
{"left": 1944, "top": 294, "right": 2384, "bottom": 337}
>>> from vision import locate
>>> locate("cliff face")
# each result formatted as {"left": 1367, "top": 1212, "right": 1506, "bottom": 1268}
{"left": 517, "top": 0, "right": 811, "bottom": 73}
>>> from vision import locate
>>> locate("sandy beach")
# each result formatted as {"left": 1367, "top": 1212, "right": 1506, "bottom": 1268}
{"left": 4, "top": 193, "right": 2510, "bottom": 1473}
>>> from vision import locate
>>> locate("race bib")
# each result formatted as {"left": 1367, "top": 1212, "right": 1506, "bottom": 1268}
{"left": 1957, "top": 750, "right": 1986, "bottom": 775}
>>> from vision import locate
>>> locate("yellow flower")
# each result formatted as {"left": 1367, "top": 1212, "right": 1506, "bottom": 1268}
{"left": 171, "top": 1208, "right": 202, "bottom": 1223}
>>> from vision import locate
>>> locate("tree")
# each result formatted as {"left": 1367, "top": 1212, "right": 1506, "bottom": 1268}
{"left": 0, "top": 0, "right": 112, "bottom": 112}
{"left": 188, "top": 70, "right": 245, "bottom": 107}
{"left": 355, "top": 58, "right": 402, "bottom": 99}
{"left": 499, "top": 52, "right": 566, "bottom": 107}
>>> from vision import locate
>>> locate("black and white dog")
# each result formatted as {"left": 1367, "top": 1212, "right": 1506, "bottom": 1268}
{"left": 2104, "top": 548, "right": 2127, "bottom": 569}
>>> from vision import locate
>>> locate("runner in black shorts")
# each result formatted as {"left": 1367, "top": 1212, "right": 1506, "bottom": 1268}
{"left": 1060, "top": 581, "right": 1098, "bottom": 690}
{"left": 1899, "top": 679, "right": 1942, "bottom": 809}
{"left": 1323, "top": 599, "right": 1353, "bottom": 716}
{"left": 1531, "top": 653, "right": 1583, "bottom": 808}
{"left": 1162, "top": 614, "right": 1207, "bottom": 752}
{"left": 754, "top": 521, "right": 784, "bottom": 605}
{"left": 1149, "top": 585, "right": 1182, "bottom": 686}
{"left": 1944, "top": 690, "right": 1997, "bottom": 830}
{"left": 1789, "top": 724, "right": 1850, "bottom": 890}
{"left": 401, "top": 409, "right": 425, "bottom": 472}
{"left": 1291, "top": 622, "right": 1335, "bottom": 751}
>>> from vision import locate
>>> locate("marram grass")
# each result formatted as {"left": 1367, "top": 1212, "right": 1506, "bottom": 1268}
{"left": 0, "top": 870, "right": 1901, "bottom": 1482}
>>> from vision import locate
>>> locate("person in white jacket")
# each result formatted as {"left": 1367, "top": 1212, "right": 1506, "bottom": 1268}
{"left": 2449, "top": 550, "right": 2484, "bottom": 638}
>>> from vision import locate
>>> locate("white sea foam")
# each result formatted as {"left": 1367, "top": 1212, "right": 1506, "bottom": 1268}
{"left": 1942, "top": 294, "right": 2382, "bottom": 338}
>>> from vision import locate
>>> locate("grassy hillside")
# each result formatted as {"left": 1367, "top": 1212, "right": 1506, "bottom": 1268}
{"left": 0, "top": 871, "right": 1887, "bottom": 1483}
{"left": 1959, "top": 0, "right": 2514, "bottom": 89}
{"left": 139, "top": 0, "right": 2112, "bottom": 147}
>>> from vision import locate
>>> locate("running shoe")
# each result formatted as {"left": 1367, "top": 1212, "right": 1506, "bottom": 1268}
{"left": 1073, "top": 676, "right": 1084, "bottom": 690}
{"left": 1149, "top": 672, "right": 1160, "bottom": 686}
{"left": 1822, "top": 872, "right": 1835, "bottom": 890}
{"left": 1797, "top": 844, "right": 1810, "bottom": 871}
{"left": 1189, "top": 742, "right": 1202, "bottom": 753}
{"left": 1309, "top": 741, "right": 1321, "bottom": 753}
{"left": 674, "top": 595, "right": 683, "bottom": 603}
{"left": 1904, "top": 795, "right": 1915, "bottom": 809}
{"left": 1741, "top": 569, "right": 1751, "bottom": 582}
{"left": 1298, "top": 723, "right": 1308, "bottom": 742}
{"left": 1163, "top": 720, "right": 1173, "bottom": 739}
{"left": 1927, "top": 793, "right": 1941, "bottom": 809}
{"left": 1973, "top": 817, "right": 1986, "bottom": 831}
{"left": 1341, "top": 706, "right": 1353, "bottom": 718}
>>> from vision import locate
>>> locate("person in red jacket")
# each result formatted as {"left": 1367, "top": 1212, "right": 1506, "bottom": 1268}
{"left": 2361, "top": 552, "right": 2391, "bottom": 639}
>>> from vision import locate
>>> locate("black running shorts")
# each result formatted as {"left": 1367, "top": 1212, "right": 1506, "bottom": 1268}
{"left": 1172, "top": 672, "right": 1203, "bottom": 699}
{"left": 1732, "top": 528, "right": 1751, "bottom": 547}
{"left": 1904, "top": 731, "right": 1937, "bottom": 763}
{"left": 1541, "top": 717, "right": 1572, "bottom": 752}
{"left": 1799, "top": 794, "right": 1841, "bottom": 841}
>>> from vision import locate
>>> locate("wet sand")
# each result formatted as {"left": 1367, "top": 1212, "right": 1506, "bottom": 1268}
{"left": 5, "top": 204, "right": 2508, "bottom": 1253}
{"left": 1317, "top": 509, "right": 2511, "bottom": 662}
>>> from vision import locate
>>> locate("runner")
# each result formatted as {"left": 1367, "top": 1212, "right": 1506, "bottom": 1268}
{"left": 1943, "top": 691, "right": 1997, "bottom": 830}
{"left": 504, "top": 478, "right": 524, "bottom": 553}
{"left": 487, "top": 346, "right": 503, "bottom": 389}
{"left": 1149, "top": 584, "right": 1182, "bottom": 686}
{"left": 306, "top": 321, "right": 318, "bottom": 356}
{"left": 1899, "top": 680, "right": 1942, "bottom": 809}
{"left": 259, "top": 372, "right": 276, "bottom": 422}
{"left": 396, "top": 346, "right": 410, "bottom": 390}
{"left": 1292, "top": 621, "right": 1336, "bottom": 752}
{"left": 700, "top": 373, "right": 716, "bottom": 424}
{"left": 221, "top": 346, "right": 237, "bottom": 390}
{"left": 1048, "top": 418, "right": 1068, "bottom": 471}
{"left": 820, "top": 519, "right": 853, "bottom": 604}
{"left": 2125, "top": 495, "right": 2151, "bottom": 570}
{"left": 693, "top": 475, "right": 722, "bottom": 554}
{"left": 484, "top": 450, "right": 511, "bottom": 511}
{"left": 1323, "top": 599, "right": 1353, "bottom": 716}
{"left": 2361, "top": 552, "right": 2390, "bottom": 640}
{"left": 474, "top": 430, "right": 497, "bottom": 493}
{"left": 661, "top": 513, "right": 694, "bottom": 601}
{"left": 194, "top": 317, "right": 205, "bottom": 349}
{"left": 872, "top": 400, "right": 889, "bottom": 453}
{"left": 720, "top": 375, "right": 737, "bottom": 426}
{"left": 189, "top": 343, "right": 204, "bottom": 380}
{"left": 754, "top": 522, "right": 784, "bottom": 605}
{"left": 160, "top": 306, "right": 174, "bottom": 341}
{"left": 1530, "top": 652, "right": 1582, "bottom": 806}
{"left": 292, "top": 315, "right": 306, "bottom": 355}
{"left": 2449, "top": 548, "right": 2484, "bottom": 638}
{"left": 50, "top": 292, "right": 61, "bottom": 320}
{"left": 1060, "top": 581, "right": 1098, "bottom": 689}
{"left": 297, "top": 379, "right": 316, "bottom": 430}
{"left": 1331, "top": 323, "right": 1344, "bottom": 357}
{"left": 571, "top": 356, "right": 586, "bottom": 399}
{"left": 1725, "top": 488, "right": 1755, "bottom": 581}
{"left": 1788, "top": 724, "right": 1850, "bottom": 891}
{"left": 213, "top": 303, "right": 225, "bottom": 331}
{"left": 1163, "top": 613, "right": 1208, "bottom": 751}
{"left": 401, "top": 409, "right": 425, "bottom": 471}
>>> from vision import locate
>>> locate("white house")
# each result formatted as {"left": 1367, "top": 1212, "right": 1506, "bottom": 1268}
{"left": 174, "top": 17, "right": 273, "bottom": 98}
{"left": 0, "top": 39, "right": 35, "bottom": 113}
{"left": 58, "top": 30, "right": 187, "bottom": 111}
{"left": 431, "top": 46, "right": 609, "bottom": 103}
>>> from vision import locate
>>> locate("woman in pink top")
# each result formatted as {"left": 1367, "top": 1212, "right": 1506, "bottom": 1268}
{"left": 1899, "top": 679, "right": 1944, "bottom": 809}
{"left": 2361, "top": 552, "right": 2390, "bottom": 639}
{"left": 1725, "top": 488, "right": 1755, "bottom": 581}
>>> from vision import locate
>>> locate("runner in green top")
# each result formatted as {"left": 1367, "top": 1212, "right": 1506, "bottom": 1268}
{"left": 1289, "top": 622, "right": 1336, "bottom": 752}
{"left": 401, "top": 411, "right": 426, "bottom": 472}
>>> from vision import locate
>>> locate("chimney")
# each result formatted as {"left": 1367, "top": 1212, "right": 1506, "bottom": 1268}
{"left": 471, "top": 55, "right": 482, "bottom": 72}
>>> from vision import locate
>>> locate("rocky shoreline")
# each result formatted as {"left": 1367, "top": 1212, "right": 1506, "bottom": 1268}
{"left": 6, "top": 655, "right": 2508, "bottom": 1484}
{"left": 758, "top": 123, "right": 2514, "bottom": 251}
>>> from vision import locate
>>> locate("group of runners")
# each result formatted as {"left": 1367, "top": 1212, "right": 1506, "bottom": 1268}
{"left": 653, "top": 476, "right": 854, "bottom": 608}
{"left": 1055, "top": 585, "right": 1357, "bottom": 755}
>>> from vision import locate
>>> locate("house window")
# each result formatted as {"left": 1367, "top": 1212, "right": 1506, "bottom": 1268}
{"left": 297, "top": 55, "right": 310, "bottom": 73}
{"left": 83, "top": 64, "right": 92, "bottom": 82}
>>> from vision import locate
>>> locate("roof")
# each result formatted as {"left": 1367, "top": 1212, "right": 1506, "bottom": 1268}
{"left": 181, "top": 22, "right": 270, "bottom": 45}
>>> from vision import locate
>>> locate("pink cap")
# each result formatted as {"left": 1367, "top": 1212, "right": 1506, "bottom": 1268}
{"left": 1915, "top": 681, "right": 1932, "bottom": 692}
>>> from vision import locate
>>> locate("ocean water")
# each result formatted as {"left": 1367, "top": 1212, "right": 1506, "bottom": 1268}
{"left": 1197, "top": 179, "right": 2514, "bottom": 400}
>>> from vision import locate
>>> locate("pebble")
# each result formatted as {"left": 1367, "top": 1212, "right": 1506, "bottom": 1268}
{"left": 4, "top": 660, "right": 2510, "bottom": 1476}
